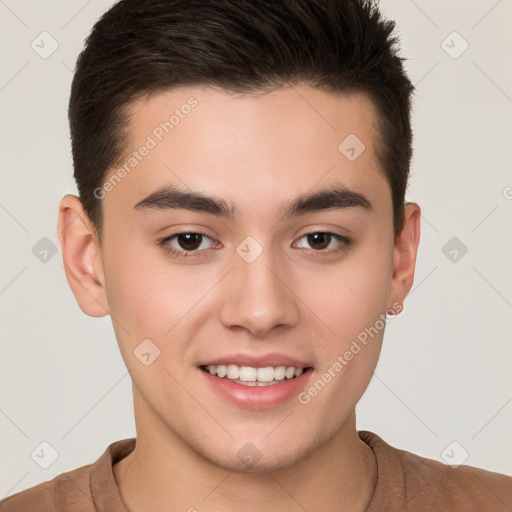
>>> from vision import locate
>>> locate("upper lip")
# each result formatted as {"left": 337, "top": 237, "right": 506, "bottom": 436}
{"left": 199, "top": 353, "right": 312, "bottom": 369}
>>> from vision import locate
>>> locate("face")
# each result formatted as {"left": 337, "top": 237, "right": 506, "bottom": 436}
{"left": 59, "top": 84, "right": 419, "bottom": 472}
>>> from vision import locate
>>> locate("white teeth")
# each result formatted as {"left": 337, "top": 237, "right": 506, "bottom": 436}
{"left": 285, "top": 366, "right": 295, "bottom": 379}
{"left": 231, "top": 379, "right": 281, "bottom": 387}
{"left": 226, "top": 364, "right": 239, "bottom": 379}
{"left": 239, "top": 366, "right": 257, "bottom": 382}
{"left": 274, "top": 366, "right": 286, "bottom": 380}
{"left": 256, "top": 367, "right": 275, "bottom": 382}
{"left": 203, "top": 363, "right": 306, "bottom": 382}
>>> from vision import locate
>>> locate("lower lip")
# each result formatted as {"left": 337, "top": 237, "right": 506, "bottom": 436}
{"left": 199, "top": 367, "right": 313, "bottom": 410}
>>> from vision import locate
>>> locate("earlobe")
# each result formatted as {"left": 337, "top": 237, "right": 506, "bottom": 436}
{"left": 57, "top": 194, "right": 109, "bottom": 317}
{"left": 388, "top": 202, "right": 421, "bottom": 313}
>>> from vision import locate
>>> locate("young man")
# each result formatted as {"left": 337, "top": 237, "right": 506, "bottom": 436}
{"left": 2, "top": 0, "right": 511, "bottom": 510}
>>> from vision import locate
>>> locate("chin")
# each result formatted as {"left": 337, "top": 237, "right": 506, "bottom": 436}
{"left": 195, "top": 432, "right": 321, "bottom": 474}
{"left": 208, "top": 448, "right": 308, "bottom": 473}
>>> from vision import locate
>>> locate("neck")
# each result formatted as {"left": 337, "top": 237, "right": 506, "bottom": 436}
{"left": 114, "top": 392, "right": 377, "bottom": 512}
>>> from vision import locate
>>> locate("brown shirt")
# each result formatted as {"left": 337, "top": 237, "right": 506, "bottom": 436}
{"left": 2, "top": 430, "right": 511, "bottom": 511}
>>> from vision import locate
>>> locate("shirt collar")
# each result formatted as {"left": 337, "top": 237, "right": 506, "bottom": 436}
{"left": 90, "top": 438, "right": 135, "bottom": 512}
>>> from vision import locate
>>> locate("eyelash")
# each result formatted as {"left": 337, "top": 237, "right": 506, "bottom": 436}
{"left": 156, "top": 231, "right": 353, "bottom": 260}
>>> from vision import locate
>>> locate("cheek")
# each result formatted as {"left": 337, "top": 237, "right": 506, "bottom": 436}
{"left": 103, "top": 237, "right": 218, "bottom": 346}
{"left": 299, "top": 254, "right": 392, "bottom": 423}
{"left": 311, "top": 249, "right": 393, "bottom": 344}
{"left": 105, "top": 263, "right": 186, "bottom": 337}
{"left": 101, "top": 232, "right": 170, "bottom": 338}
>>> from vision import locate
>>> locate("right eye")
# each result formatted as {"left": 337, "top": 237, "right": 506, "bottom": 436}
{"left": 157, "top": 232, "right": 220, "bottom": 259}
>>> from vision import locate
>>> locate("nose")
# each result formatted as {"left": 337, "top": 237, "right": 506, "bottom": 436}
{"left": 219, "top": 246, "right": 300, "bottom": 338}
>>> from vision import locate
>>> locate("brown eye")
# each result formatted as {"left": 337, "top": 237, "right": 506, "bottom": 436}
{"left": 306, "top": 232, "right": 332, "bottom": 250}
{"left": 176, "top": 233, "right": 204, "bottom": 251}
{"left": 157, "top": 231, "right": 216, "bottom": 258}
{"left": 294, "top": 232, "right": 351, "bottom": 253}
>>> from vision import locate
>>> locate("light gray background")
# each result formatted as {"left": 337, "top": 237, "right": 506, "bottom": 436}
{"left": 1, "top": 0, "right": 511, "bottom": 498}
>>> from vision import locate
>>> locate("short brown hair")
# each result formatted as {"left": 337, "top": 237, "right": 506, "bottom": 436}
{"left": 69, "top": 0, "right": 414, "bottom": 242}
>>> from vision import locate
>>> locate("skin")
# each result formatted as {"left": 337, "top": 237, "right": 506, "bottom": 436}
{"left": 57, "top": 84, "right": 420, "bottom": 512}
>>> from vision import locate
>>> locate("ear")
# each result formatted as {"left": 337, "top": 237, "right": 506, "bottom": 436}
{"left": 388, "top": 202, "right": 421, "bottom": 313}
{"left": 57, "top": 194, "right": 109, "bottom": 317}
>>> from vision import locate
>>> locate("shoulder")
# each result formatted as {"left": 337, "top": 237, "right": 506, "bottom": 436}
{"left": 0, "top": 463, "right": 93, "bottom": 512}
{"left": 398, "top": 444, "right": 512, "bottom": 509}
{"left": 0, "top": 438, "right": 135, "bottom": 512}
{"left": 359, "top": 430, "right": 512, "bottom": 511}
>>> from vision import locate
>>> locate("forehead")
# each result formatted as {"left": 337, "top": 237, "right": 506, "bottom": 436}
{"left": 102, "top": 85, "right": 389, "bottom": 221}
{"left": 124, "top": 84, "right": 380, "bottom": 155}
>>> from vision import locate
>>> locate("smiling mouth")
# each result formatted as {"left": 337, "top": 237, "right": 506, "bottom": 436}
{"left": 199, "top": 364, "right": 313, "bottom": 386}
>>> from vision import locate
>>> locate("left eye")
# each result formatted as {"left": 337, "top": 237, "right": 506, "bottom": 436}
{"left": 293, "top": 232, "right": 351, "bottom": 252}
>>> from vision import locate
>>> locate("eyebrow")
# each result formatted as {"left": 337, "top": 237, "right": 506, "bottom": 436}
{"left": 133, "top": 182, "right": 373, "bottom": 220}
